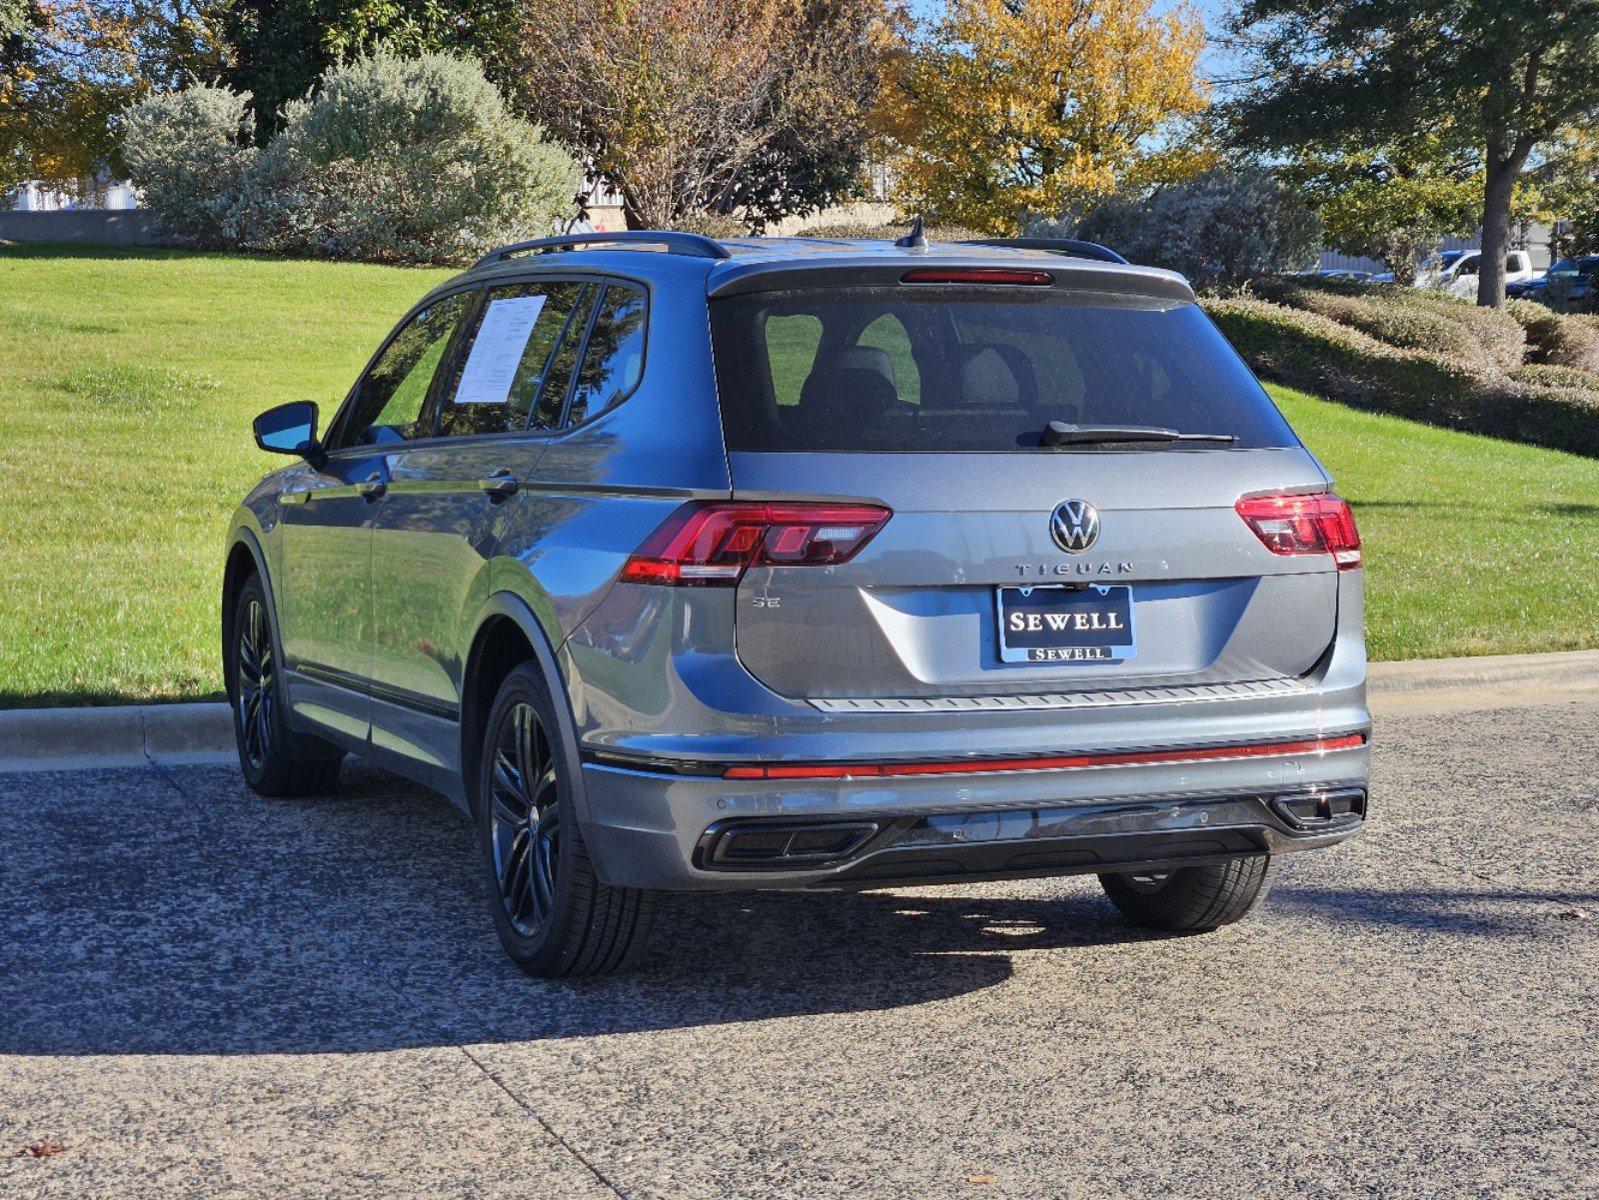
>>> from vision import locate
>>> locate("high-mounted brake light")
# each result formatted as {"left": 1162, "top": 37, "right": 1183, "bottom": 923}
{"left": 619, "top": 501, "right": 892, "bottom": 586}
{"left": 900, "top": 268, "right": 1053, "bottom": 286}
{"left": 1236, "top": 492, "right": 1362, "bottom": 570}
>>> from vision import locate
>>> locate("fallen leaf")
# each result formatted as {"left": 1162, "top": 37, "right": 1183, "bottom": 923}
{"left": 968, "top": 1175, "right": 995, "bottom": 1185}
{"left": 20, "top": 1140, "right": 66, "bottom": 1159}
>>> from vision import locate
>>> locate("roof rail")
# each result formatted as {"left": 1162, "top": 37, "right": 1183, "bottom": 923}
{"left": 961, "top": 237, "right": 1129, "bottom": 265}
{"left": 472, "top": 230, "right": 732, "bottom": 269}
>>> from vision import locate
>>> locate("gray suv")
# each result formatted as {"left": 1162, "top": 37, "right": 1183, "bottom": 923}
{"left": 225, "top": 230, "right": 1369, "bottom": 977}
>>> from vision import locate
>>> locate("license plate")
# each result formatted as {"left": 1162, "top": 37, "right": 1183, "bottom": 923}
{"left": 997, "top": 585, "right": 1136, "bottom": 664}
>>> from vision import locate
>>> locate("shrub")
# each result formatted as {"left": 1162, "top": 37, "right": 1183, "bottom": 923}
{"left": 244, "top": 54, "right": 580, "bottom": 264}
{"left": 1505, "top": 299, "right": 1599, "bottom": 373}
{"left": 1204, "top": 297, "right": 1599, "bottom": 457}
{"left": 1260, "top": 282, "right": 1491, "bottom": 369}
{"left": 119, "top": 86, "right": 255, "bottom": 247}
{"left": 1510, "top": 362, "right": 1599, "bottom": 391}
{"left": 1259, "top": 277, "right": 1526, "bottom": 374}
{"left": 1040, "top": 167, "right": 1320, "bottom": 292}
{"left": 801, "top": 220, "right": 989, "bottom": 242}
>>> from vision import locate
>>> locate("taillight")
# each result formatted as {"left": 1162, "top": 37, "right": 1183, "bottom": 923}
{"left": 1236, "top": 492, "right": 1362, "bottom": 569}
{"left": 619, "top": 501, "right": 892, "bottom": 586}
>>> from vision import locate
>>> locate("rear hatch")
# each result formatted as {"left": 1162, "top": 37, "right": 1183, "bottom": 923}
{"left": 708, "top": 271, "right": 1347, "bottom": 700}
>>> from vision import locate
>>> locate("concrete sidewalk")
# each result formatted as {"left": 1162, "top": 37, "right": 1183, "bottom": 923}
{"left": 1, "top": 649, "right": 1593, "bottom": 773}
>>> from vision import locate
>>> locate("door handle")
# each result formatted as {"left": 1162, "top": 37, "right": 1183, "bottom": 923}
{"left": 357, "top": 473, "right": 387, "bottom": 501}
{"left": 478, "top": 470, "right": 519, "bottom": 501}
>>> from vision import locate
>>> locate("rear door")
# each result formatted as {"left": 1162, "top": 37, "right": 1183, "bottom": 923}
{"left": 709, "top": 279, "right": 1342, "bottom": 700}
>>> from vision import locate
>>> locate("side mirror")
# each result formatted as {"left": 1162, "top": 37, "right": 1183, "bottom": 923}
{"left": 253, "top": 401, "right": 326, "bottom": 468}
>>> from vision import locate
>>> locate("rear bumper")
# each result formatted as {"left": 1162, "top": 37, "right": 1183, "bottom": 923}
{"left": 577, "top": 736, "right": 1369, "bottom": 891}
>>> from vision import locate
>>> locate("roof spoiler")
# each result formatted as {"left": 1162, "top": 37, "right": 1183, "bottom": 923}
{"left": 960, "top": 237, "right": 1129, "bottom": 265}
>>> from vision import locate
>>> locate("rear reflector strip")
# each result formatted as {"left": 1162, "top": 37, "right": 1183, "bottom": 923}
{"left": 721, "top": 733, "right": 1367, "bottom": 780}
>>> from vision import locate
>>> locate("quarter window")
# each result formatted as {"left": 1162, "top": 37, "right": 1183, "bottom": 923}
{"left": 565, "top": 284, "right": 647, "bottom": 426}
{"left": 335, "top": 292, "right": 472, "bottom": 449}
{"left": 433, "top": 281, "right": 589, "bottom": 438}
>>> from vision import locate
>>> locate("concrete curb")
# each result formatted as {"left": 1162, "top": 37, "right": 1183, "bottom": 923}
{"left": 0, "top": 650, "right": 1594, "bottom": 773}
{"left": 1367, "top": 649, "right": 1599, "bottom": 694}
{"left": 0, "top": 702, "right": 234, "bottom": 774}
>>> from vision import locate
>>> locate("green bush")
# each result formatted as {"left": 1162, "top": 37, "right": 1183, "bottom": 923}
{"left": 1205, "top": 296, "right": 1599, "bottom": 457}
{"left": 1260, "top": 278, "right": 1526, "bottom": 373}
{"left": 119, "top": 86, "right": 255, "bottom": 247}
{"left": 1260, "top": 282, "right": 1493, "bottom": 369}
{"left": 122, "top": 56, "right": 579, "bottom": 265}
{"left": 1505, "top": 299, "right": 1599, "bottom": 373}
{"left": 1509, "top": 362, "right": 1599, "bottom": 391}
{"left": 244, "top": 53, "right": 580, "bottom": 265}
{"left": 801, "top": 220, "right": 988, "bottom": 242}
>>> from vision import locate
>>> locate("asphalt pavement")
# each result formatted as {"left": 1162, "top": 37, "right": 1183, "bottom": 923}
{"left": 2, "top": 692, "right": 1596, "bottom": 1199}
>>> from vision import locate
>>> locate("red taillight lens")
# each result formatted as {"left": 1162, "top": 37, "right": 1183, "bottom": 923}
{"left": 1236, "top": 492, "right": 1362, "bottom": 569}
{"left": 901, "top": 268, "right": 1053, "bottom": 285}
{"left": 619, "top": 501, "right": 892, "bottom": 586}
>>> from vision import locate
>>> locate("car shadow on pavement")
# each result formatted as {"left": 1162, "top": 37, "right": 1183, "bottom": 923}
{"left": 1269, "top": 884, "right": 1597, "bottom": 935}
{"left": 1, "top": 762, "right": 1171, "bottom": 1058}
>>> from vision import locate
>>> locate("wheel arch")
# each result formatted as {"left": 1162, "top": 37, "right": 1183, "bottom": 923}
{"left": 460, "top": 593, "right": 595, "bottom": 839}
{"left": 221, "top": 527, "right": 278, "bottom": 697}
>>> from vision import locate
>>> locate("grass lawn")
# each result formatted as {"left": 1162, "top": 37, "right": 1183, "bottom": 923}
{"left": 0, "top": 244, "right": 1595, "bottom": 707}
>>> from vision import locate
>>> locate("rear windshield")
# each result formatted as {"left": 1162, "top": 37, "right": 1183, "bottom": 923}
{"left": 709, "top": 287, "right": 1296, "bottom": 451}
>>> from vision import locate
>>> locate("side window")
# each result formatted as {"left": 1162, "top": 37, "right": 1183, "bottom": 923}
{"left": 565, "top": 284, "right": 648, "bottom": 426}
{"left": 432, "top": 281, "right": 588, "bottom": 439}
{"left": 533, "top": 285, "right": 600, "bottom": 430}
{"left": 335, "top": 292, "right": 472, "bottom": 449}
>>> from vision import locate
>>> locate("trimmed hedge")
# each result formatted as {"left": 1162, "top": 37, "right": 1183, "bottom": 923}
{"left": 1257, "top": 278, "right": 1526, "bottom": 373}
{"left": 1505, "top": 299, "right": 1599, "bottom": 373}
{"left": 1205, "top": 296, "right": 1599, "bottom": 457}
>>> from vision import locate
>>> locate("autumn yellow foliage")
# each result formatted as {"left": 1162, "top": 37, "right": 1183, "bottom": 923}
{"left": 881, "top": 0, "right": 1208, "bottom": 234}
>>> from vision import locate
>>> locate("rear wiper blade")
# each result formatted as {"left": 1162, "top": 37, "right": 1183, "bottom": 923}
{"left": 1039, "top": 421, "right": 1237, "bottom": 447}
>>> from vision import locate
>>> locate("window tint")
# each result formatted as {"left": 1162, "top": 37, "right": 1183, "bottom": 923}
{"left": 566, "top": 284, "right": 647, "bottom": 426}
{"left": 336, "top": 292, "right": 472, "bottom": 449}
{"left": 711, "top": 287, "right": 1296, "bottom": 452}
{"left": 432, "top": 281, "right": 587, "bottom": 438}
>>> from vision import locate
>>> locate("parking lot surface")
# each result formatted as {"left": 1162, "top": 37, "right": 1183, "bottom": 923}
{"left": 3, "top": 693, "right": 1596, "bottom": 1199}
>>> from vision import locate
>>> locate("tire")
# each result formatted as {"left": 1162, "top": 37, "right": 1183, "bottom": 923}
{"left": 1099, "top": 857, "right": 1278, "bottom": 933}
{"left": 475, "top": 663, "right": 654, "bottom": 977}
{"left": 227, "top": 574, "right": 343, "bottom": 798}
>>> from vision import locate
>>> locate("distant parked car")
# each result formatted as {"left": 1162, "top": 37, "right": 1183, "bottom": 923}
{"left": 1422, "top": 250, "right": 1535, "bottom": 298}
{"left": 1511, "top": 255, "right": 1599, "bottom": 309}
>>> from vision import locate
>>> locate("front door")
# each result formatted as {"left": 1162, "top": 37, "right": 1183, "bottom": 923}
{"left": 278, "top": 289, "right": 475, "bottom": 743}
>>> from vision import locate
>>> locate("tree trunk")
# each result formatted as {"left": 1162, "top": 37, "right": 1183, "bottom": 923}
{"left": 1477, "top": 132, "right": 1533, "bottom": 309}
{"left": 1478, "top": 162, "right": 1515, "bottom": 308}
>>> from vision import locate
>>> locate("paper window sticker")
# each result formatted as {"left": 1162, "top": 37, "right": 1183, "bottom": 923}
{"left": 453, "top": 295, "right": 548, "bottom": 404}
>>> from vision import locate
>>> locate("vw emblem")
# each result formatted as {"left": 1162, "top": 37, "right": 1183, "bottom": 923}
{"left": 1050, "top": 499, "right": 1100, "bottom": 553}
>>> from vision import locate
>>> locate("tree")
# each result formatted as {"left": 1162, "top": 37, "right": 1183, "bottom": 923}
{"left": 1285, "top": 140, "right": 1481, "bottom": 284}
{"left": 0, "top": 0, "right": 229, "bottom": 192}
{"left": 1536, "top": 129, "right": 1599, "bottom": 259}
{"left": 1227, "top": 0, "right": 1599, "bottom": 308}
{"left": 1045, "top": 166, "right": 1319, "bottom": 292}
{"left": 505, "top": 0, "right": 889, "bottom": 229}
{"left": 881, "top": 0, "right": 1207, "bottom": 234}
{"left": 221, "top": 0, "right": 514, "bottom": 135}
